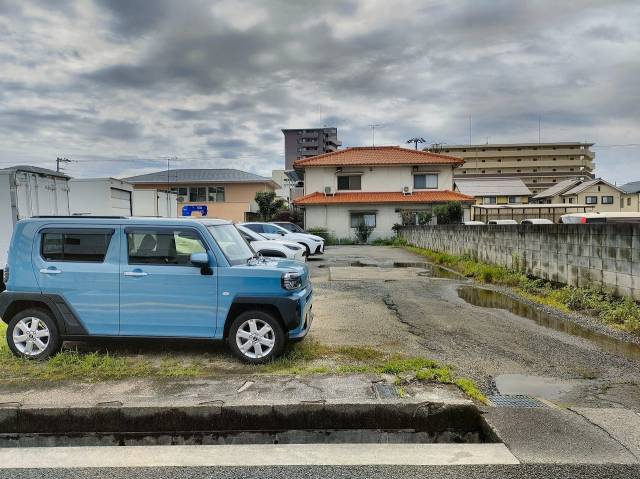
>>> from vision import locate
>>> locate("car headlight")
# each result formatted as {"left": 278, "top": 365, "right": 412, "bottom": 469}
{"left": 284, "top": 244, "right": 302, "bottom": 251}
{"left": 282, "top": 271, "right": 302, "bottom": 290}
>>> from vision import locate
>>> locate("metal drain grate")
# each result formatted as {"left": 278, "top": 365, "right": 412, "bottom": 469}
{"left": 488, "top": 395, "right": 547, "bottom": 408}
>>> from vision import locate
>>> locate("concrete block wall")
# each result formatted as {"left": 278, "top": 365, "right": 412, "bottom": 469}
{"left": 399, "top": 224, "right": 640, "bottom": 300}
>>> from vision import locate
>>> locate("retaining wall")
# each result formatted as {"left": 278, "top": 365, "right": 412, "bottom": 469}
{"left": 399, "top": 224, "right": 640, "bottom": 300}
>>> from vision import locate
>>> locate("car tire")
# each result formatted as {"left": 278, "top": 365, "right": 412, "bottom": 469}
{"left": 227, "top": 310, "right": 286, "bottom": 364}
{"left": 299, "top": 243, "right": 311, "bottom": 257}
{"left": 6, "top": 308, "right": 62, "bottom": 360}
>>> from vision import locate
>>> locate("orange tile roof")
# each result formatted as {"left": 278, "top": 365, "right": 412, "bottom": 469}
{"left": 293, "top": 190, "right": 475, "bottom": 206}
{"left": 293, "top": 146, "right": 464, "bottom": 168}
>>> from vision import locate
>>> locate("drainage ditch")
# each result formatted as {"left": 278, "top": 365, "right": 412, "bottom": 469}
{"left": 0, "top": 403, "right": 500, "bottom": 448}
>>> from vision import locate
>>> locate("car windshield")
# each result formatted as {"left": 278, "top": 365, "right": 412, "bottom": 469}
{"left": 207, "top": 224, "right": 255, "bottom": 265}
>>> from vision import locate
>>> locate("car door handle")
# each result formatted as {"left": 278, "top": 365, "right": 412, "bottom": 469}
{"left": 124, "top": 271, "right": 148, "bottom": 277}
{"left": 39, "top": 268, "right": 62, "bottom": 275}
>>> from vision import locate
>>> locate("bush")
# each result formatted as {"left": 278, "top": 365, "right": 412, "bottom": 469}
{"left": 433, "top": 201, "right": 463, "bottom": 224}
{"left": 305, "top": 227, "right": 337, "bottom": 245}
{"left": 354, "top": 221, "right": 374, "bottom": 243}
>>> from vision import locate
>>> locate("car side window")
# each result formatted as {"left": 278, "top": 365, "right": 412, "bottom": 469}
{"left": 127, "top": 229, "right": 206, "bottom": 265}
{"left": 262, "top": 224, "right": 280, "bottom": 234}
{"left": 41, "top": 229, "right": 114, "bottom": 263}
{"left": 245, "top": 224, "right": 263, "bottom": 233}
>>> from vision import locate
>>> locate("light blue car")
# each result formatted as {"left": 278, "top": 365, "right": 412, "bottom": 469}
{"left": 0, "top": 217, "right": 313, "bottom": 363}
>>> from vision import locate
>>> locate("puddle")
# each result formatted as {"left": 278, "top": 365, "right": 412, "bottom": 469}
{"left": 457, "top": 286, "right": 640, "bottom": 361}
{"left": 494, "top": 374, "right": 581, "bottom": 400}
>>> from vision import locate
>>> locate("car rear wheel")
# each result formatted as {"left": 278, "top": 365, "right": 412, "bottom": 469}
{"left": 227, "top": 310, "right": 285, "bottom": 364}
{"left": 6, "top": 308, "right": 62, "bottom": 360}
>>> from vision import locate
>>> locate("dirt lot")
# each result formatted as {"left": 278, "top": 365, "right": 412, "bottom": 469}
{"left": 307, "top": 246, "right": 640, "bottom": 410}
{"left": 2, "top": 245, "right": 639, "bottom": 410}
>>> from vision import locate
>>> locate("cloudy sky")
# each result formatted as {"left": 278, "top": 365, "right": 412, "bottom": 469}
{"left": 0, "top": 0, "right": 639, "bottom": 182}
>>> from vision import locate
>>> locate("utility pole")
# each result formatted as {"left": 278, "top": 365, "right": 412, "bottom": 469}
{"left": 56, "top": 157, "right": 71, "bottom": 173}
{"left": 406, "top": 137, "right": 426, "bottom": 150}
{"left": 368, "top": 124, "right": 381, "bottom": 146}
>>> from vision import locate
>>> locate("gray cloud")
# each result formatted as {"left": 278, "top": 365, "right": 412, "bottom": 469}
{"left": 0, "top": 0, "right": 638, "bottom": 182}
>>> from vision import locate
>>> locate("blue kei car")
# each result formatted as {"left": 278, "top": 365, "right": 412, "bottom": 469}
{"left": 0, "top": 217, "right": 313, "bottom": 363}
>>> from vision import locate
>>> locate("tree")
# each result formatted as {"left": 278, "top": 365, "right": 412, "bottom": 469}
{"left": 254, "top": 191, "right": 285, "bottom": 221}
{"left": 433, "top": 201, "right": 463, "bottom": 224}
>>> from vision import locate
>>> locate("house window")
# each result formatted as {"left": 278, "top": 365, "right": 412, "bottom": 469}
{"left": 189, "top": 187, "right": 207, "bottom": 202}
{"left": 628, "top": 197, "right": 632, "bottom": 206}
{"left": 337, "top": 175, "right": 361, "bottom": 190}
{"left": 208, "top": 186, "right": 225, "bottom": 202}
{"left": 568, "top": 197, "right": 575, "bottom": 204}
{"left": 508, "top": 196, "right": 520, "bottom": 203}
{"left": 601, "top": 196, "right": 614, "bottom": 204}
{"left": 350, "top": 212, "right": 376, "bottom": 228}
{"left": 585, "top": 196, "right": 598, "bottom": 204}
{"left": 483, "top": 196, "right": 497, "bottom": 205}
{"left": 170, "top": 187, "right": 188, "bottom": 200}
{"left": 413, "top": 174, "right": 438, "bottom": 189}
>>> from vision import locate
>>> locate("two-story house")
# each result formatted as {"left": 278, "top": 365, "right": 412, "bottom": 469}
{"left": 293, "top": 146, "right": 475, "bottom": 239}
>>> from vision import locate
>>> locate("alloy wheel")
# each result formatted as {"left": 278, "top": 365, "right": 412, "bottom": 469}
{"left": 235, "top": 318, "right": 276, "bottom": 359}
{"left": 13, "top": 317, "right": 50, "bottom": 357}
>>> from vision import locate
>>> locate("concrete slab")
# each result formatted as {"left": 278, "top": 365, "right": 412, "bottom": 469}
{"left": 329, "top": 266, "right": 428, "bottom": 281}
{"left": 0, "top": 444, "right": 519, "bottom": 468}
{"left": 0, "top": 374, "right": 469, "bottom": 408}
{"left": 483, "top": 407, "right": 638, "bottom": 464}
{"left": 571, "top": 408, "right": 640, "bottom": 460}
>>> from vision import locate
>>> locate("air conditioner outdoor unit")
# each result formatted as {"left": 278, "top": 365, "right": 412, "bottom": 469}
{"left": 324, "top": 186, "right": 333, "bottom": 196}
{"left": 402, "top": 186, "right": 412, "bottom": 195}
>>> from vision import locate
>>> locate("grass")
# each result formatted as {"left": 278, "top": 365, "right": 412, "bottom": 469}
{"left": 404, "top": 245, "right": 640, "bottom": 335}
{"left": 0, "top": 324, "right": 486, "bottom": 403}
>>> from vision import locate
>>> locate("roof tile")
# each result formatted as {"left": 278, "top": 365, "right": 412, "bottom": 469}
{"left": 293, "top": 190, "right": 475, "bottom": 206}
{"left": 293, "top": 146, "right": 464, "bottom": 168}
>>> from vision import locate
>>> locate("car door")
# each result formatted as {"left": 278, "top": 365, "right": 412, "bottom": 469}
{"left": 34, "top": 225, "right": 120, "bottom": 335}
{"left": 119, "top": 226, "right": 218, "bottom": 337}
{"left": 260, "top": 223, "right": 288, "bottom": 240}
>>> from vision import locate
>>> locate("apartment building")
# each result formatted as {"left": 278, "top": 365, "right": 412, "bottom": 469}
{"left": 439, "top": 142, "right": 595, "bottom": 195}
{"left": 125, "top": 169, "right": 278, "bottom": 222}
{"left": 293, "top": 146, "right": 475, "bottom": 239}
{"left": 282, "top": 128, "right": 342, "bottom": 170}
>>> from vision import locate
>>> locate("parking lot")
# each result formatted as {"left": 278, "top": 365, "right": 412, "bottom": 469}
{"left": 2, "top": 245, "right": 639, "bottom": 410}
{"left": 307, "top": 246, "right": 640, "bottom": 410}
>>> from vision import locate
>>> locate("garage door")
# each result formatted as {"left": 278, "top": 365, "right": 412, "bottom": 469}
{"left": 110, "top": 188, "right": 132, "bottom": 215}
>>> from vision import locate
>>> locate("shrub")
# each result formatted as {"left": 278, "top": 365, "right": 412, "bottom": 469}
{"left": 305, "top": 227, "right": 337, "bottom": 245}
{"left": 354, "top": 221, "right": 374, "bottom": 244}
{"left": 433, "top": 201, "right": 463, "bottom": 224}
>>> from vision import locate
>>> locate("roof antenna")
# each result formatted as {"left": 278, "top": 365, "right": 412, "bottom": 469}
{"left": 368, "top": 124, "right": 381, "bottom": 146}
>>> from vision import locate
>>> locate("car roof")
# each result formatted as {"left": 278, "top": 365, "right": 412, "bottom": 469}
{"left": 20, "top": 216, "right": 232, "bottom": 226}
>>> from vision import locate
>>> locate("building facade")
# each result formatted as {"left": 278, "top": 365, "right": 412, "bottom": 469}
{"left": 533, "top": 178, "right": 631, "bottom": 213}
{"left": 282, "top": 128, "right": 341, "bottom": 170}
{"left": 439, "top": 142, "right": 595, "bottom": 195}
{"left": 125, "top": 169, "right": 277, "bottom": 222}
{"left": 620, "top": 181, "right": 640, "bottom": 212}
{"left": 454, "top": 177, "right": 531, "bottom": 205}
{"left": 293, "top": 146, "right": 475, "bottom": 239}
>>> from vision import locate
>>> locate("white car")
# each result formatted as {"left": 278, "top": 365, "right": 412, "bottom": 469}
{"left": 488, "top": 219, "right": 518, "bottom": 225}
{"left": 521, "top": 218, "right": 553, "bottom": 225}
{"left": 236, "top": 225, "right": 306, "bottom": 262}
{"left": 240, "top": 222, "right": 325, "bottom": 256}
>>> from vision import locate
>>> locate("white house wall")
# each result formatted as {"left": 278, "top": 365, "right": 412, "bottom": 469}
{"left": 304, "top": 165, "right": 455, "bottom": 195}
{"left": 305, "top": 203, "right": 422, "bottom": 240}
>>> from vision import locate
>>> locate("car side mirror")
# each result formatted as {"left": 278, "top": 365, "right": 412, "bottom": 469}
{"left": 190, "top": 252, "right": 209, "bottom": 266}
{"left": 190, "top": 252, "right": 213, "bottom": 275}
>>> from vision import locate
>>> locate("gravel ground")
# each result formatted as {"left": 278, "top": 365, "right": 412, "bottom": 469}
{"left": 308, "top": 246, "right": 640, "bottom": 410}
{"left": 3, "top": 465, "right": 640, "bottom": 479}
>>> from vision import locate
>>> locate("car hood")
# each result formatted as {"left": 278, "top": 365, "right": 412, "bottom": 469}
{"left": 231, "top": 258, "right": 309, "bottom": 285}
{"left": 288, "top": 233, "right": 323, "bottom": 242}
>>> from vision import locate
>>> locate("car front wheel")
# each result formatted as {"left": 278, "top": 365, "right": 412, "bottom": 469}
{"left": 227, "top": 310, "right": 285, "bottom": 364}
{"left": 6, "top": 308, "right": 62, "bottom": 360}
